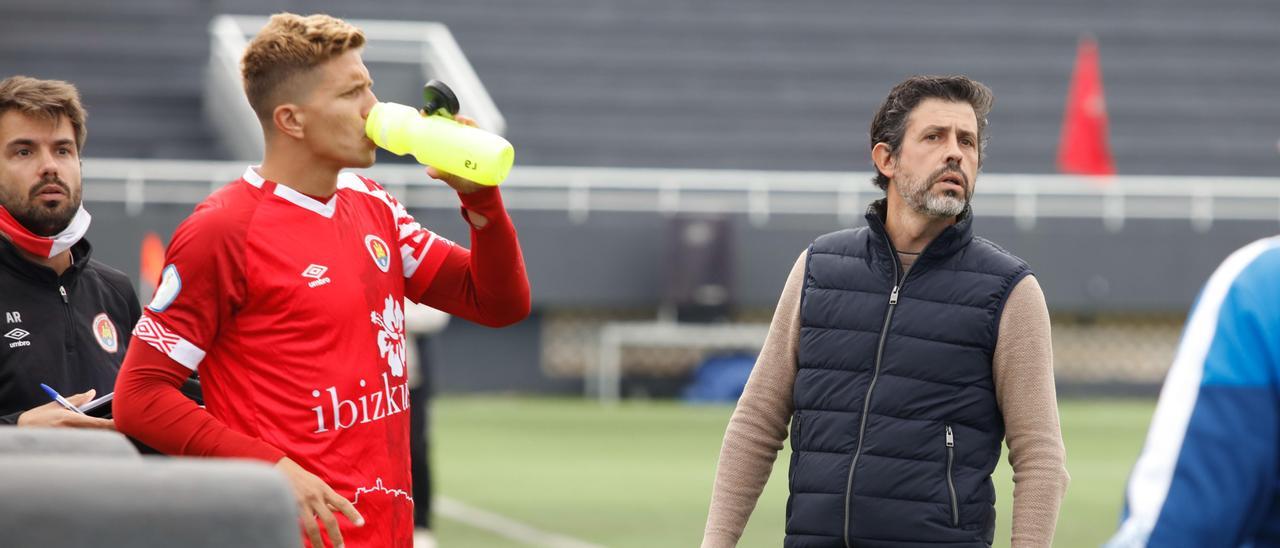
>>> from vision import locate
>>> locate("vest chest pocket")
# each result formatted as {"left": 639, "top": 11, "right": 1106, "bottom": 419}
{"left": 944, "top": 424, "right": 959, "bottom": 527}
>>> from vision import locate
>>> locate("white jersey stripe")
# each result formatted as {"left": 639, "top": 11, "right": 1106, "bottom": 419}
{"left": 401, "top": 232, "right": 438, "bottom": 279}
{"left": 133, "top": 314, "right": 206, "bottom": 371}
{"left": 1110, "top": 237, "right": 1280, "bottom": 546}
{"left": 272, "top": 183, "right": 337, "bottom": 218}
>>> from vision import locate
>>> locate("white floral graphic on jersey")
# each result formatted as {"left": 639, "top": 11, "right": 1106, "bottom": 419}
{"left": 370, "top": 296, "right": 406, "bottom": 377}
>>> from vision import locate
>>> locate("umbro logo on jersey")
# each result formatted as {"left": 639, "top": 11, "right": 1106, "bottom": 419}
{"left": 5, "top": 328, "right": 30, "bottom": 349}
{"left": 302, "top": 264, "right": 327, "bottom": 279}
{"left": 302, "top": 264, "right": 332, "bottom": 288}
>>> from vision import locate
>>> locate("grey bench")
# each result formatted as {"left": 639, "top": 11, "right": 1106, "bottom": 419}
{"left": 0, "top": 430, "right": 301, "bottom": 548}
{"left": 0, "top": 427, "right": 140, "bottom": 457}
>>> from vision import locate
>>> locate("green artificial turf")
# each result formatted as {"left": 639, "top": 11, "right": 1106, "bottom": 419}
{"left": 429, "top": 397, "right": 1155, "bottom": 547}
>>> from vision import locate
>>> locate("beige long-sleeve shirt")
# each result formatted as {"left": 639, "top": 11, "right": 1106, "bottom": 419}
{"left": 702, "top": 250, "right": 1069, "bottom": 547}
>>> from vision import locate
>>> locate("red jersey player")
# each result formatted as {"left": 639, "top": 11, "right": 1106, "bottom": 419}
{"left": 113, "top": 13, "right": 530, "bottom": 548}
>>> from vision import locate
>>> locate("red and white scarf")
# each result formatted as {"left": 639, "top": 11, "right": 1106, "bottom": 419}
{"left": 0, "top": 205, "right": 91, "bottom": 258}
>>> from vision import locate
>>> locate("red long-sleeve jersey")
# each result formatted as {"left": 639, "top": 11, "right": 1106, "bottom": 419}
{"left": 114, "top": 167, "right": 529, "bottom": 548}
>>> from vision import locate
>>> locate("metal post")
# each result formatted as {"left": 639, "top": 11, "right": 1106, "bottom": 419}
{"left": 595, "top": 325, "right": 621, "bottom": 406}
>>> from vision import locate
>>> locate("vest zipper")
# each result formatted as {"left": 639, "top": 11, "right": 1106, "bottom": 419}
{"left": 945, "top": 425, "right": 959, "bottom": 527}
{"left": 791, "top": 411, "right": 803, "bottom": 449}
{"left": 844, "top": 232, "right": 905, "bottom": 548}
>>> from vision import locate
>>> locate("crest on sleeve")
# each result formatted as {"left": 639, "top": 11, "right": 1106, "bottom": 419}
{"left": 147, "top": 265, "right": 182, "bottom": 312}
{"left": 365, "top": 234, "right": 392, "bottom": 273}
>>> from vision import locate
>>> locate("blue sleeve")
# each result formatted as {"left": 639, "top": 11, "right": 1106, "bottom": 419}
{"left": 1108, "top": 239, "right": 1280, "bottom": 547}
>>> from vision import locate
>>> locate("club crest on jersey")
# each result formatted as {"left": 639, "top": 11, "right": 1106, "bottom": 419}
{"left": 365, "top": 235, "right": 391, "bottom": 273}
{"left": 92, "top": 313, "right": 119, "bottom": 353}
{"left": 147, "top": 264, "right": 182, "bottom": 312}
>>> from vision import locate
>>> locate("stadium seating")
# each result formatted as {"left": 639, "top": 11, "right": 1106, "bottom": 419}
{"left": 2, "top": 0, "right": 1278, "bottom": 175}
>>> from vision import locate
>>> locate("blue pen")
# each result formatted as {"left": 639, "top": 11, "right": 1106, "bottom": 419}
{"left": 40, "top": 383, "right": 87, "bottom": 415}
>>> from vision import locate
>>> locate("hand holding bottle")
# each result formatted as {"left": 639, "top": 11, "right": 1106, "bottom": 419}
{"left": 364, "top": 81, "right": 515, "bottom": 186}
{"left": 426, "top": 115, "right": 489, "bottom": 195}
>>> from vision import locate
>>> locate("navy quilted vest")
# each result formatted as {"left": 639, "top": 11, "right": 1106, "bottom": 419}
{"left": 785, "top": 201, "right": 1030, "bottom": 548}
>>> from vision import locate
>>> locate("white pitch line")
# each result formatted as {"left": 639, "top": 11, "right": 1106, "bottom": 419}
{"left": 434, "top": 496, "right": 605, "bottom": 548}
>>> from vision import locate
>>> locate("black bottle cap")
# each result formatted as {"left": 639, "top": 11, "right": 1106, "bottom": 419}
{"left": 423, "top": 80, "right": 461, "bottom": 117}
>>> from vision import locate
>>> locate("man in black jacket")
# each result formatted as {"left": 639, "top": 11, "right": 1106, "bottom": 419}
{"left": 0, "top": 75, "right": 136, "bottom": 428}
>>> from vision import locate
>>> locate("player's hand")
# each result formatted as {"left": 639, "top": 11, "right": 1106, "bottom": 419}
{"left": 426, "top": 114, "right": 488, "bottom": 195}
{"left": 276, "top": 456, "right": 364, "bottom": 548}
{"left": 16, "top": 389, "right": 115, "bottom": 429}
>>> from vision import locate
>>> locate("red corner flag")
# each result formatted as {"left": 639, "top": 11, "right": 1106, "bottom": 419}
{"left": 1057, "top": 35, "right": 1115, "bottom": 175}
{"left": 138, "top": 231, "right": 166, "bottom": 297}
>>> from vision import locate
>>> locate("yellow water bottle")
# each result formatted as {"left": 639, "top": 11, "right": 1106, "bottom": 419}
{"left": 365, "top": 80, "right": 514, "bottom": 186}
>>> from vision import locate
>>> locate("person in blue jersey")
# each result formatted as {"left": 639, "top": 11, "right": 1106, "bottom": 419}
{"left": 1108, "top": 235, "right": 1280, "bottom": 547}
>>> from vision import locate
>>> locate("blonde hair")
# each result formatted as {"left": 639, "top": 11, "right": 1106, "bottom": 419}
{"left": 0, "top": 76, "right": 88, "bottom": 152}
{"left": 241, "top": 13, "right": 365, "bottom": 121}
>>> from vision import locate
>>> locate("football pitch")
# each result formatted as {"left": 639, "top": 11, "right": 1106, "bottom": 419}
{"left": 430, "top": 397, "right": 1156, "bottom": 547}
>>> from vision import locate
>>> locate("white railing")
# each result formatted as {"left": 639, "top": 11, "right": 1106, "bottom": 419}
{"left": 592, "top": 321, "right": 771, "bottom": 405}
{"left": 204, "top": 15, "right": 506, "bottom": 162}
{"left": 206, "top": 16, "right": 260, "bottom": 161}
{"left": 81, "top": 158, "right": 1280, "bottom": 232}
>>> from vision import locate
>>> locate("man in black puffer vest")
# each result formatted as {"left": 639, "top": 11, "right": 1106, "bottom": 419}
{"left": 703, "top": 76, "right": 1069, "bottom": 548}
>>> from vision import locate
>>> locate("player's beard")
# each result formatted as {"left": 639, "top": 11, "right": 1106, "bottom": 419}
{"left": 896, "top": 165, "right": 971, "bottom": 219}
{"left": 0, "top": 174, "right": 82, "bottom": 236}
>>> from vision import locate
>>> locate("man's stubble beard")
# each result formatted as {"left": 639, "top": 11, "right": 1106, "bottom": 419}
{"left": 896, "top": 166, "right": 971, "bottom": 219}
{"left": 0, "top": 174, "right": 82, "bottom": 236}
